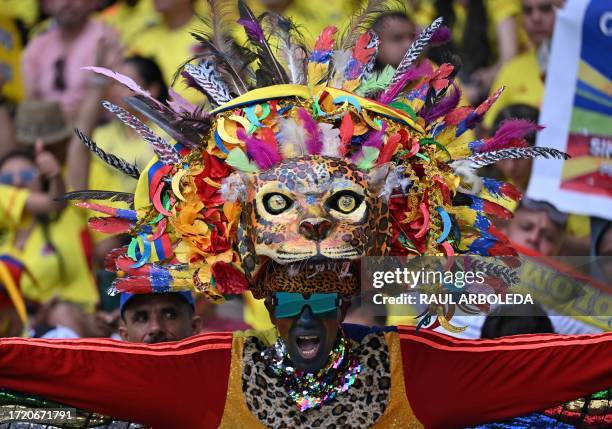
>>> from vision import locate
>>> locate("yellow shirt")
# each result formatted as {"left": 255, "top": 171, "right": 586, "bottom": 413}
{"left": 0, "top": 15, "right": 25, "bottom": 103}
{"left": 0, "top": 0, "right": 39, "bottom": 27}
{"left": 97, "top": 0, "right": 159, "bottom": 46}
{"left": 129, "top": 15, "right": 207, "bottom": 105}
{"left": 0, "top": 185, "right": 99, "bottom": 311}
{"left": 89, "top": 120, "right": 155, "bottom": 194}
{"left": 484, "top": 50, "right": 543, "bottom": 129}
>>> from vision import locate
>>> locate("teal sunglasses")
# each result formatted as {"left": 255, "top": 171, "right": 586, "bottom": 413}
{"left": 273, "top": 292, "right": 341, "bottom": 319}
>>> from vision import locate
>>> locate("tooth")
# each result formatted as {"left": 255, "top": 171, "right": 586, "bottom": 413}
{"left": 340, "top": 262, "right": 351, "bottom": 278}
{"left": 287, "top": 264, "right": 299, "bottom": 277}
{"left": 307, "top": 264, "right": 325, "bottom": 278}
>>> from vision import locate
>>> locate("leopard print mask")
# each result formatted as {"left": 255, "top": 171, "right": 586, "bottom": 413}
{"left": 227, "top": 156, "right": 395, "bottom": 298}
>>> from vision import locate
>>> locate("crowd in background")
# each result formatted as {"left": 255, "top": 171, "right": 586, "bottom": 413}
{"left": 0, "top": 0, "right": 609, "bottom": 345}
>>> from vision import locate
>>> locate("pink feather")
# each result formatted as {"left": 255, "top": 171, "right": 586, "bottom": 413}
{"left": 167, "top": 88, "right": 197, "bottom": 115}
{"left": 482, "top": 119, "right": 543, "bottom": 152}
{"left": 363, "top": 122, "right": 387, "bottom": 148}
{"left": 236, "top": 128, "right": 281, "bottom": 169}
{"left": 82, "top": 66, "right": 164, "bottom": 108}
{"left": 297, "top": 108, "right": 322, "bottom": 154}
{"left": 378, "top": 60, "right": 433, "bottom": 104}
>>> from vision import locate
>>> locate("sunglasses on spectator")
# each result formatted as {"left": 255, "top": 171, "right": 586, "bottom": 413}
{"left": 523, "top": 3, "right": 554, "bottom": 15}
{"left": 54, "top": 58, "right": 66, "bottom": 91}
{"left": 272, "top": 292, "right": 342, "bottom": 319}
{"left": 0, "top": 170, "right": 39, "bottom": 186}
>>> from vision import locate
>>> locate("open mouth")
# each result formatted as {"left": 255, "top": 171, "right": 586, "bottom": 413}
{"left": 296, "top": 335, "right": 321, "bottom": 359}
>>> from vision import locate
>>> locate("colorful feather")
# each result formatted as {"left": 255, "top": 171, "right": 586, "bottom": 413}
{"left": 430, "top": 25, "right": 451, "bottom": 45}
{"left": 379, "top": 58, "right": 435, "bottom": 104}
{"left": 379, "top": 18, "right": 443, "bottom": 104}
{"left": 88, "top": 217, "right": 133, "bottom": 234}
{"left": 75, "top": 202, "right": 138, "bottom": 221}
{"left": 123, "top": 95, "right": 203, "bottom": 148}
{"left": 236, "top": 128, "right": 281, "bottom": 170}
{"left": 421, "top": 83, "right": 461, "bottom": 124}
{"left": 74, "top": 128, "right": 140, "bottom": 179}
{"left": 183, "top": 62, "right": 232, "bottom": 106}
{"left": 102, "top": 101, "right": 181, "bottom": 165}
{"left": 278, "top": 117, "right": 308, "bottom": 158}
{"left": 341, "top": 31, "right": 379, "bottom": 91}
{"left": 465, "top": 147, "right": 569, "bottom": 168}
{"left": 237, "top": 0, "right": 289, "bottom": 86}
{"left": 480, "top": 119, "right": 543, "bottom": 153}
{"left": 62, "top": 190, "right": 135, "bottom": 205}
{"left": 297, "top": 108, "right": 322, "bottom": 154}
{"left": 338, "top": 0, "right": 385, "bottom": 50}
{"left": 338, "top": 113, "right": 354, "bottom": 156}
{"left": 456, "top": 87, "right": 505, "bottom": 137}
{"left": 261, "top": 13, "right": 307, "bottom": 85}
{"left": 319, "top": 122, "right": 341, "bottom": 157}
{"left": 225, "top": 148, "right": 258, "bottom": 173}
{"left": 362, "top": 122, "right": 387, "bottom": 148}
{"left": 355, "top": 65, "right": 394, "bottom": 97}
{"left": 308, "top": 26, "right": 337, "bottom": 91}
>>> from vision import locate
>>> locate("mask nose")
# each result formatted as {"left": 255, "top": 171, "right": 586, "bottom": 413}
{"left": 299, "top": 218, "right": 332, "bottom": 241}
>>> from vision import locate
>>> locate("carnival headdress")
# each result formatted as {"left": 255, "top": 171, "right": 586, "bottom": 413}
{"left": 71, "top": 1, "right": 567, "bottom": 308}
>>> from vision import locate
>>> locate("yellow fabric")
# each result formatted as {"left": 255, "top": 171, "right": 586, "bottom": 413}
{"left": 0, "top": 262, "right": 27, "bottom": 325}
{"left": 129, "top": 15, "right": 206, "bottom": 105}
{"left": 0, "top": 186, "right": 98, "bottom": 311}
{"left": 219, "top": 330, "right": 422, "bottom": 427}
{"left": 372, "top": 332, "right": 423, "bottom": 428}
{"left": 0, "top": 15, "right": 25, "bottom": 103}
{"left": 243, "top": 292, "right": 273, "bottom": 331}
{"left": 97, "top": 0, "right": 159, "bottom": 46}
{"left": 566, "top": 214, "right": 590, "bottom": 239}
{"left": 0, "top": 0, "right": 39, "bottom": 26}
{"left": 484, "top": 50, "right": 543, "bottom": 129}
{"left": 218, "top": 334, "right": 266, "bottom": 428}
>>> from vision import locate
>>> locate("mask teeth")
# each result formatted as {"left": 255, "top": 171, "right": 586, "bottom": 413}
{"left": 307, "top": 264, "right": 326, "bottom": 278}
{"left": 340, "top": 261, "right": 352, "bottom": 278}
{"left": 287, "top": 264, "right": 299, "bottom": 277}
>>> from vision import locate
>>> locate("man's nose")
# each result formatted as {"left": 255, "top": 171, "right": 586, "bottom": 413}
{"left": 299, "top": 218, "right": 332, "bottom": 241}
{"left": 296, "top": 305, "right": 316, "bottom": 327}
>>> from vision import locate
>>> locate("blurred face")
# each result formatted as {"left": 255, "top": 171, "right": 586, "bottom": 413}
{"left": 0, "top": 157, "right": 42, "bottom": 192}
{"left": 497, "top": 158, "right": 533, "bottom": 191}
{"left": 266, "top": 296, "right": 346, "bottom": 373}
{"left": 376, "top": 17, "right": 416, "bottom": 69}
{"left": 154, "top": 0, "right": 193, "bottom": 13}
{"left": 506, "top": 208, "right": 564, "bottom": 256}
{"left": 47, "top": 0, "right": 95, "bottom": 28}
{"left": 119, "top": 294, "right": 200, "bottom": 344}
{"left": 522, "top": 0, "right": 556, "bottom": 46}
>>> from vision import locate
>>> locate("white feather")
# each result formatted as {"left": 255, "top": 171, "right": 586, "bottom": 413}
{"left": 278, "top": 118, "right": 308, "bottom": 158}
{"left": 330, "top": 49, "right": 352, "bottom": 88}
{"left": 449, "top": 160, "right": 483, "bottom": 195}
{"left": 319, "top": 123, "right": 341, "bottom": 157}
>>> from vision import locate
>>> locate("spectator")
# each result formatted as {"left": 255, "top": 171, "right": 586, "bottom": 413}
{"left": 591, "top": 219, "right": 612, "bottom": 283}
{"left": 481, "top": 303, "right": 554, "bottom": 338}
{"left": 129, "top": 0, "right": 205, "bottom": 104}
{"left": 371, "top": 12, "right": 417, "bottom": 70}
{"left": 505, "top": 198, "right": 567, "bottom": 256}
{"left": 119, "top": 291, "right": 200, "bottom": 343}
{"left": 21, "top": 0, "right": 123, "bottom": 119}
{"left": 3, "top": 101, "right": 99, "bottom": 316}
{"left": 420, "top": 0, "right": 523, "bottom": 104}
{"left": 98, "top": 0, "right": 160, "bottom": 46}
{"left": 484, "top": 0, "right": 557, "bottom": 129}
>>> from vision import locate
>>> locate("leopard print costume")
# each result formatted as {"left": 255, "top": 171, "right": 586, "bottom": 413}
{"left": 242, "top": 332, "right": 391, "bottom": 428}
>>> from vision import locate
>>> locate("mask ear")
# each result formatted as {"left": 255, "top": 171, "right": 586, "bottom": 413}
{"left": 367, "top": 163, "right": 398, "bottom": 200}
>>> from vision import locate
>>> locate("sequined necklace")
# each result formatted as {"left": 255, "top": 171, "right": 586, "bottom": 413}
{"left": 262, "top": 335, "right": 362, "bottom": 411}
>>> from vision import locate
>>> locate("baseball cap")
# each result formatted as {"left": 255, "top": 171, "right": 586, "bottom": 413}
{"left": 119, "top": 291, "right": 196, "bottom": 316}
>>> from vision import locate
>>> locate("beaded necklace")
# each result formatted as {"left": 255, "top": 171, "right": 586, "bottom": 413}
{"left": 262, "top": 334, "right": 362, "bottom": 411}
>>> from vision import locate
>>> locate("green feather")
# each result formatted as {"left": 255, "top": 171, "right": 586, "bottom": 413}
{"left": 226, "top": 148, "right": 259, "bottom": 173}
{"left": 357, "top": 146, "right": 380, "bottom": 170}
{"left": 355, "top": 66, "right": 395, "bottom": 97}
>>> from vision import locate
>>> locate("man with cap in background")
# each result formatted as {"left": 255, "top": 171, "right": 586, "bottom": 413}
{"left": 118, "top": 291, "right": 200, "bottom": 343}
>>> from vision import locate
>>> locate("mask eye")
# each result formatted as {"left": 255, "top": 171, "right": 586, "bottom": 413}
{"left": 263, "top": 193, "right": 293, "bottom": 215}
{"left": 328, "top": 190, "right": 363, "bottom": 214}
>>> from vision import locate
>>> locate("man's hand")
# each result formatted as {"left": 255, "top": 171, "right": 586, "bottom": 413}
{"left": 34, "top": 139, "right": 62, "bottom": 180}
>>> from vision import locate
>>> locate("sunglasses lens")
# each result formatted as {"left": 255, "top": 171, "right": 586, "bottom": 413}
{"left": 274, "top": 292, "right": 340, "bottom": 319}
